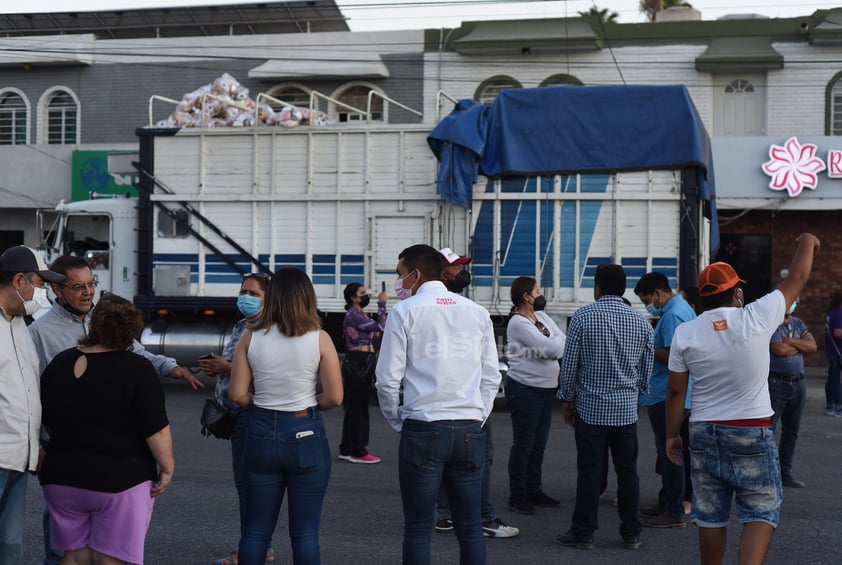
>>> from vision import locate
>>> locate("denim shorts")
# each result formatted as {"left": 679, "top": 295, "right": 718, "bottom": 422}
{"left": 688, "top": 422, "right": 782, "bottom": 528}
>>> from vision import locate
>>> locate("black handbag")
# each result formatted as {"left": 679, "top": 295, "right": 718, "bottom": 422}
{"left": 200, "top": 398, "right": 236, "bottom": 440}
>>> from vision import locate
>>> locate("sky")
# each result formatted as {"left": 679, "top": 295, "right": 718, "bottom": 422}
{"left": 6, "top": 0, "right": 834, "bottom": 31}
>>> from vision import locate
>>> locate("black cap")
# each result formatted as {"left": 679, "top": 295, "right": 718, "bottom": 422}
{"left": 0, "top": 246, "right": 66, "bottom": 283}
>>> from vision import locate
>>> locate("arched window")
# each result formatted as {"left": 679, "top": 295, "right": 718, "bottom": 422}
{"left": 474, "top": 75, "right": 522, "bottom": 105}
{"left": 724, "top": 79, "right": 755, "bottom": 94}
{"left": 266, "top": 83, "right": 312, "bottom": 110}
{"left": 331, "top": 82, "right": 384, "bottom": 122}
{"left": 38, "top": 87, "right": 80, "bottom": 144}
{"left": 0, "top": 90, "right": 29, "bottom": 145}
{"left": 713, "top": 76, "right": 765, "bottom": 136}
{"left": 827, "top": 72, "right": 842, "bottom": 135}
{"left": 540, "top": 74, "right": 584, "bottom": 87}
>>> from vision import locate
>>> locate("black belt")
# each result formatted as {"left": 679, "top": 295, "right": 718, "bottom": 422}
{"left": 768, "top": 372, "right": 802, "bottom": 383}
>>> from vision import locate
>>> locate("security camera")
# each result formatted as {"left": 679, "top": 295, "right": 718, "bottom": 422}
{"left": 800, "top": 21, "right": 809, "bottom": 34}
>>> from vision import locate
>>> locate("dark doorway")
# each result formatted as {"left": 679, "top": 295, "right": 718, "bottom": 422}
{"left": 715, "top": 234, "right": 771, "bottom": 306}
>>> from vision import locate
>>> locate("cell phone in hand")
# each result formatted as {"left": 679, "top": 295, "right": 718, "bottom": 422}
{"left": 199, "top": 353, "right": 213, "bottom": 360}
{"left": 381, "top": 281, "right": 386, "bottom": 292}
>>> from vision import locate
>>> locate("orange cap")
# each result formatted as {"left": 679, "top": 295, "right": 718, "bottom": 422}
{"left": 697, "top": 262, "right": 746, "bottom": 297}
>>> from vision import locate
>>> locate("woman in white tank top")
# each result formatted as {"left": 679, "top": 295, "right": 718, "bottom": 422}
{"left": 229, "top": 268, "right": 343, "bottom": 565}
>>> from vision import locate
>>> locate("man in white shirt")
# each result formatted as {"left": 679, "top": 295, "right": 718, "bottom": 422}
{"left": 666, "top": 233, "right": 820, "bottom": 565}
{"left": 376, "top": 244, "right": 501, "bottom": 564}
{"left": 0, "top": 246, "right": 65, "bottom": 564}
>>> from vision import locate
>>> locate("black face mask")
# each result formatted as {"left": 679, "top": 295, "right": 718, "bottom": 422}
{"left": 533, "top": 295, "right": 547, "bottom": 311}
{"left": 358, "top": 295, "right": 371, "bottom": 308}
{"left": 446, "top": 270, "right": 472, "bottom": 293}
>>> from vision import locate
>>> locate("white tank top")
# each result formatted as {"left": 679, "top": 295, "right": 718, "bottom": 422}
{"left": 248, "top": 326, "right": 320, "bottom": 411}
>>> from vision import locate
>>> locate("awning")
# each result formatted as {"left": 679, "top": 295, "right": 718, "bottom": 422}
{"left": 695, "top": 37, "right": 783, "bottom": 73}
{"left": 248, "top": 57, "right": 389, "bottom": 80}
{"left": 448, "top": 19, "right": 601, "bottom": 55}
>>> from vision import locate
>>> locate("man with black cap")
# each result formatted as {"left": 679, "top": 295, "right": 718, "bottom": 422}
{"left": 0, "top": 245, "right": 65, "bottom": 563}
{"left": 665, "top": 233, "right": 820, "bottom": 565}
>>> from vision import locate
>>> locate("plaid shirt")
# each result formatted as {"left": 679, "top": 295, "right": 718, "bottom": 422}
{"left": 558, "top": 295, "right": 654, "bottom": 426}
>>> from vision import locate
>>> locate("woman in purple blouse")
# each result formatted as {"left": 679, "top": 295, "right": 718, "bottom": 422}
{"left": 338, "top": 283, "right": 388, "bottom": 463}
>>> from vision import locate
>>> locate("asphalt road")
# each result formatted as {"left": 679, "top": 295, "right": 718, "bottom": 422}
{"left": 20, "top": 374, "right": 842, "bottom": 564}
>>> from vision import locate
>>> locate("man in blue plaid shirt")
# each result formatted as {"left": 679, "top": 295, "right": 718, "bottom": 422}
{"left": 556, "top": 264, "right": 654, "bottom": 551}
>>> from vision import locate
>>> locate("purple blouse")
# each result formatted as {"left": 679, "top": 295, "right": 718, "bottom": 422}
{"left": 343, "top": 300, "right": 387, "bottom": 349}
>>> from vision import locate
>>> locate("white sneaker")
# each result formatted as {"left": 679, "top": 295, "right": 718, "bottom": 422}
{"left": 482, "top": 518, "right": 519, "bottom": 538}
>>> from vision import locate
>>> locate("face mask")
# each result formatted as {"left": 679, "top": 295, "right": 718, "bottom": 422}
{"left": 446, "top": 270, "right": 472, "bottom": 293}
{"left": 18, "top": 283, "right": 47, "bottom": 316}
{"left": 532, "top": 295, "right": 547, "bottom": 312}
{"left": 736, "top": 288, "right": 744, "bottom": 308}
{"left": 237, "top": 295, "right": 262, "bottom": 318}
{"left": 646, "top": 303, "right": 662, "bottom": 317}
{"left": 787, "top": 300, "right": 797, "bottom": 315}
{"left": 394, "top": 271, "right": 416, "bottom": 300}
{"left": 358, "top": 295, "right": 371, "bottom": 309}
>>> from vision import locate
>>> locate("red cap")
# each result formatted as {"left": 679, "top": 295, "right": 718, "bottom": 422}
{"left": 697, "top": 262, "right": 746, "bottom": 297}
{"left": 438, "top": 247, "right": 472, "bottom": 267}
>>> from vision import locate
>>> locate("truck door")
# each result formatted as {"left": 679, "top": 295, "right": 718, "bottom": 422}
{"left": 372, "top": 215, "right": 430, "bottom": 291}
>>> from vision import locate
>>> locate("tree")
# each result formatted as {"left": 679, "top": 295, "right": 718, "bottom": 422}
{"left": 640, "top": 0, "right": 693, "bottom": 22}
{"left": 578, "top": 6, "right": 619, "bottom": 23}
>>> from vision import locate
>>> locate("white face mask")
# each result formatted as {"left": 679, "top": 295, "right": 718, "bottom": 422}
{"left": 18, "top": 282, "right": 47, "bottom": 316}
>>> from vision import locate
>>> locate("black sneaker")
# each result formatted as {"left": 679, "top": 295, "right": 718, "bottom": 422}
{"left": 555, "top": 530, "right": 594, "bottom": 550}
{"left": 782, "top": 475, "right": 806, "bottom": 488}
{"left": 434, "top": 518, "right": 453, "bottom": 533}
{"left": 508, "top": 495, "right": 536, "bottom": 515}
{"left": 622, "top": 535, "right": 641, "bottom": 550}
{"left": 526, "top": 490, "right": 560, "bottom": 507}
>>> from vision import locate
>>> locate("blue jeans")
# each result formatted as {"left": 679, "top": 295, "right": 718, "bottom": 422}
{"left": 825, "top": 356, "right": 842, "bottom": 409}
{"left": 505, "top": 378, "right": 554, "bottom": 497}
{"left": 571, "top": 419, "right": 641, "bottom": 540}
{"left": 232, "top": 407, "right": 251, "bottom": 528}
{"left": 399, "top": 419, "right": 486, "bottom": 565}
{"left": 239, "top": 406, "right": 331, "bottom": 565}
{"left": 646, "top": 402, "right": 687, "bottom": 518}
{"left": 0, "top": 469, "right": 27, "bottom": 565}
{"left": 436, "top": 418, "right": 495, "bottom": 523}
{"left": 768, "top": 377, "right": 806, "bottom": 476}
{"left": 688, "top": 422, "right": 781, "bottom": 528}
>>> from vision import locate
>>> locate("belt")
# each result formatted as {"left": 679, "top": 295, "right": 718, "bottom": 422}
{"left": 768, "top": 372, "right": 802, "bottom": 383}
{"left": 293, "top": 409, "right": 310, "bottom": 417}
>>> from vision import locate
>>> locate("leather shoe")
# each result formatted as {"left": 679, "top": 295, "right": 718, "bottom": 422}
{"left": 526, "top": 489, "right": 560, "bottom": 507}
{"left": 638, "top": 501, "right": 664, "bottom": 517}
{"left": 555, "top": 530, "right": 593, "bottom": 550}
{"left": 782, "top": 475, "right": 806, "bottom": 488}
{"left": 508, "top": 495, "right": 536, "bottom": 515}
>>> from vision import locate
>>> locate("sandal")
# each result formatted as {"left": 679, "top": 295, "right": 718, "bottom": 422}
{"left": 214, "top": 547, "right": 274, "bottom": 565}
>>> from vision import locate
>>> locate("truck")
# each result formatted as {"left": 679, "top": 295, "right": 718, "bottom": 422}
{"left": 39, "top": 85, "right": 716, "bottom": 365}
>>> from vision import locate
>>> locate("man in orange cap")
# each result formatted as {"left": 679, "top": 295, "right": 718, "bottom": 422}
{"left": 665, "top": 233, "right": 820, "bottom": 565}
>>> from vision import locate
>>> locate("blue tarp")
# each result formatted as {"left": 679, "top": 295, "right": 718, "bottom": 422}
{"left": 428, "top": 85, "right": 718, "bottom": 249}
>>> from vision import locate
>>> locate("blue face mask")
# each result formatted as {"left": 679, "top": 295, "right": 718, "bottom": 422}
{"left": 787, "top": 300, "right": 798, "bottom": 315}
{"left": 237, "top": 294, "right": 262, "bottom": 318}
{"left": 646, "top": 303, "right": 661, "bottom": 318}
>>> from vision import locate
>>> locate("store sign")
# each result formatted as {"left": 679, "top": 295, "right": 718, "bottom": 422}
{"left": 761, "top": 137, "right": 829, "bottom": 198}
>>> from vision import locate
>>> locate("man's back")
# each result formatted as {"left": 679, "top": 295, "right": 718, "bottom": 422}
{"left": 561, "top": 295, "right": 654, "bottom": 426}
{"left": 670, "top": 290, "right": 784, "bottom": 422}
{"left": 377, "top": 280, "right": 499, "bottom": 430}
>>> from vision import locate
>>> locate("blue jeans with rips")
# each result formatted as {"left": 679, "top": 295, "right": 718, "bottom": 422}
{"left": 0, "top": 468, "right": 27, "bottom": 565}
{"left": 238, "top": 406, "right": 331, "bottom": 565}
{"left": 570, "top": 418, "right": 641, "bottom": 540}
{"left": 646, "top": 402, "right": 687, "bottom": 518}
{"left": 688, "top": 422, "right": 781, "bottom": 527}
{"left": 400, "top": 419, "right": 486, "bottom": 565}
{"left": 505, "top": 378, "right": 554, "bottom": 498}
{"left": 768, "top": 377, "right": 806, "bottom": 477}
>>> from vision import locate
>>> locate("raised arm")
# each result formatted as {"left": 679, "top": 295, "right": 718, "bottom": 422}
{"left": 778, "top": 234, "right": 820, "bottom": 311}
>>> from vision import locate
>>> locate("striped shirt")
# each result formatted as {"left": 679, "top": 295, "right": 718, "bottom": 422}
{"left": 558, "top": 295, "right": 654, "bottom": 426}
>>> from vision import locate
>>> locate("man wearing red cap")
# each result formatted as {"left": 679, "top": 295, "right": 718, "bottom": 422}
{"left": 433, "top": 248, "right": 519, "bottom": 539}
{"left": 665, "top": 233, "right": 820, "bottom": 565}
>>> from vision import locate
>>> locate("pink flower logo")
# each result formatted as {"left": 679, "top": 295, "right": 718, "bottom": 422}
{"left": 761, "top": 137, "right": 826, "bottom": 197}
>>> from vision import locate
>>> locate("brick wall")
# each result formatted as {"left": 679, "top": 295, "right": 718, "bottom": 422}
{"left": 720, "top": 209, "right": 836, "bottom": 369}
